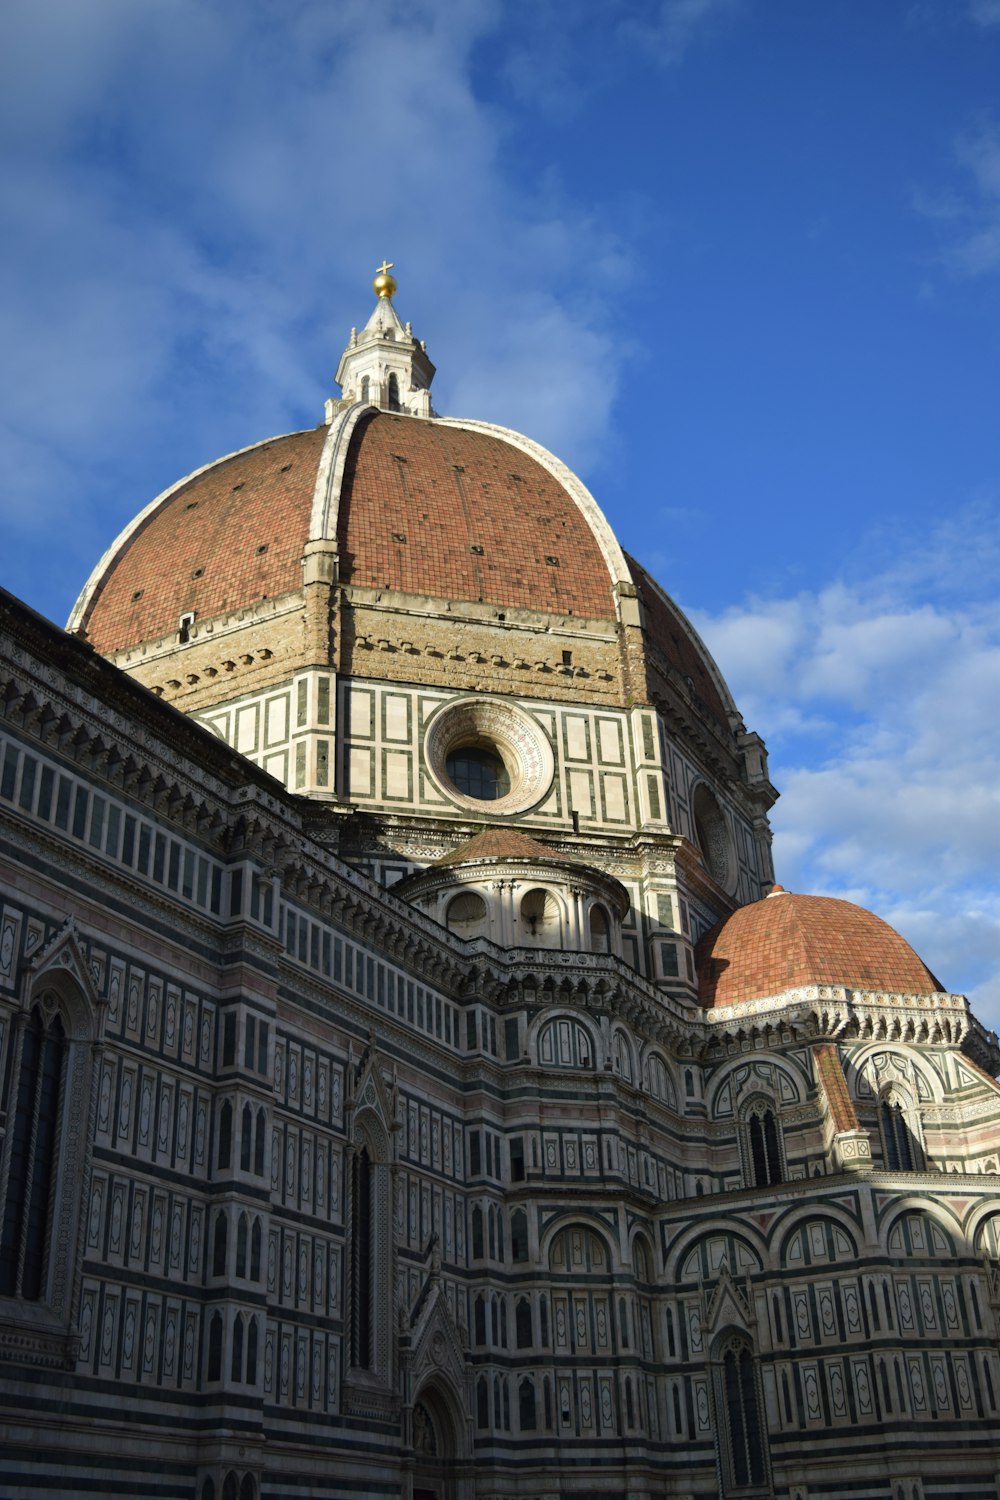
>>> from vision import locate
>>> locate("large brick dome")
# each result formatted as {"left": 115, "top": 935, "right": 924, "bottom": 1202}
{"left": 74, "top": 412, "right": 630, "bottom": 656}
{"left": 696, "top": 887, "right": 943, "bottom": 1006}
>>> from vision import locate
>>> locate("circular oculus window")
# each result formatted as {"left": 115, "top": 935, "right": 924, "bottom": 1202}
{"left": 424, "top": 698, "right": 554, "bottom": 814}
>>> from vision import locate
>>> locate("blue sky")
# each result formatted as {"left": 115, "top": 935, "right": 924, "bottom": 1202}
{"left": 2, "top": 0, "right": 998, "bottom": 1026}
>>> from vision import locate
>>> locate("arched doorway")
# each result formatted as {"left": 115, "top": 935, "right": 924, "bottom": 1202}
{"left": 410, "top": 1378, "right": 466, "bottom": 1500}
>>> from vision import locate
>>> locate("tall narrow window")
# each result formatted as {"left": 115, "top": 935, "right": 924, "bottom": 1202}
{"left": 881, "top": 1098, "right": 918, "bottom": 1171}
{"left": 217, "top": 1101, "right": 232, "bottom": 1171}
{"left": 232, "top": 1313, "right": 244, "bottom": 1382}
{"left": 351, "top": 1145, "right": 373, "bottom": 1369}
{"left": 387, "top": 373, "right": 400, "bottom": 411}
{"left": 519, "top": 1377, "right": 537, "bottom": 1430}
{"left": 240, "top": 1104, "right": 253, "bottom": 1171}
{"left": 213, "top": 1212, "right": 228, "bottom": 1277}
{"left": 246, "top": 1316, "right": 259, "bottom": 1384}
{"left": 0, "top": 1010, "right": 65, "bottom": 1300}
{"left": 746, "top": 1105, "right": 783, "bottom": 1187}
{"left": 360, "top": 376, "right": 370, "bottom": 402}
{"left": 516, "top": 1296, "right": 532, "bottom": 1348}
{"left": 254, "top": 1109, "right": 266, "bottom": 1176}
{"left": 721, "top": 1340, "right": 766, "bottom": 1488}
{"left": 208, "top": 1312, "right": 223, "bottom": 1381}
{"left": 250, "top": 1218, "right": 262, "bottom": 1281}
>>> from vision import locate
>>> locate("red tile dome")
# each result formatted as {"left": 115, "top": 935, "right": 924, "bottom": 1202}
{"left": 696, "top": 888, "right": 943, "bottom": 1007}
{"left": 74, "top": 412, "right": 622, "bottom": 655}
{"left": 77, "top": 428, "right": 327, "bottom": 655}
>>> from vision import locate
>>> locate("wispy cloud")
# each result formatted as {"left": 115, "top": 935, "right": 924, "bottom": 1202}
{"left": 969, "top": 0, "right": 1000, "bottom": 26}
{"left": 620, "top": 0, "right": 742, "bottom": 66}
{"left": 916, "top": 118, "right": 1000, "bottom": 276}
{"left": 690, "top": 504, "right": 1000, "bottom": 1029}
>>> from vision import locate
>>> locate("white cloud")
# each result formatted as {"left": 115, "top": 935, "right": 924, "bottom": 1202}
{"left": 690, "top": 505, "right": 1000, "bottom": 1030}
{"left": 0, "top": 0, "right": 630, "bottom": 576}
{"left": 969, "top": 0, "right": 1000, "bottom": 26}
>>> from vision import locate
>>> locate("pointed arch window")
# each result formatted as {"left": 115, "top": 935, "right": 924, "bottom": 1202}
{"left": 880, "top": 1091, "right": 921, "bottom": 1171}
{"left": 742, "top": 1099, "right": 783, "bottom": 1188}
{"left": 217, "top": 1101, "right": 232, "bottom": 1171}
{"left": 346, "top": 1110, "right": 393, "bottom": 1392}
{"left": 240, "top": 1103, "right": 253, "bottom": 1171}
{"left": 718, "top": 1337, "right": 768, "bottom": 1490}
{"left": 387, "top": 373, "right": 401, "bottom": 411}
{"left": 0, "top": 1009, "right": 65, "bottom": 1300}
{"left": 351, "top": 1142, "right": 373, "bottom": 1369}
{"left": 360, "top": 376, "right": 370, "bottom": 403}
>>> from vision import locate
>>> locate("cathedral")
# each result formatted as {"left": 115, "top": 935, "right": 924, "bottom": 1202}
{"left": 0, "top": 266, "right": 998, "bottom": 1500}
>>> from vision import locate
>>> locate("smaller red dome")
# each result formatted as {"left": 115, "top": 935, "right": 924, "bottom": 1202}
{"left": 696, "top": 889, "right": 942, "bottom": 1007}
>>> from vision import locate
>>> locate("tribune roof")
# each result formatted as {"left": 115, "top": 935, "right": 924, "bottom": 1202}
{"left": 696, "top": 887, "right": 943, "bottom": 1007}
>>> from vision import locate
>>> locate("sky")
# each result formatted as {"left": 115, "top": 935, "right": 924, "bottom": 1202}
{"left": 1, "top": 0, "right": 998, "bottom": 1028}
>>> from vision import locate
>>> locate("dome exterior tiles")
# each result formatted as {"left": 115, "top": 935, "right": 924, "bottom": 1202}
{"left": 696, "top": 889, "right": 943, "bottom": 1007}
{"left": 337, "top": 413, "right": 616, "bottom": 616}
{"left": 78, "top": 428, "right": 328, "bottom": 654}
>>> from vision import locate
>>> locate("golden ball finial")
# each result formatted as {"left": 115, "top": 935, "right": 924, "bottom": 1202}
{"left": 373, "top": 259, "right": 397, "bottom": 300}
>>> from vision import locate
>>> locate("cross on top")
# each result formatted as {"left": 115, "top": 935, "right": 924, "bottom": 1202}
{"left": 376, "top": 260, "right": 394, "bottom": 277}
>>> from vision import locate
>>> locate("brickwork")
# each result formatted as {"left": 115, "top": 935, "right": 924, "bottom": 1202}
{"left": 81, "top": 427, "right": 327, "bottom": 653}
{"left": 338, "top": 414, "right": 617, "bottom": 617}
{"left": 697, "top": 889, "right": 943, "bottom": 1006}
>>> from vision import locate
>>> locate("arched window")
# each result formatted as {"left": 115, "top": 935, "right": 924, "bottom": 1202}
{"left": 212, "top": 1211, "right": 228, "bottom": 1276}
{"left": 360, "top": 375, "right": 370, "bottom": 403}
{"left": 718, "top": 1338, "right": 767, "bottom": 1489}
{"left": 0, "top": 1008, "right": 65, "bottom": 1299}
{"left": 743, "top": 1101, "right": 783, "bottom": 1187}
{"left": 348, "top": 1115, "right": 392, "bottom": 1385}
{"left": 201, "top": 1479, "right": 215, "bottom": 1500}
{"left": 387, "top": 373, "right": 401, "bottom": 411}
{"left": 208, "top": 1312, "right": 223, "bottom": 1381}
{"left": 445, "top": 890, "right": 488, "bottom": 939}
{"left": 519, "top": 1376, "right": 537, "bottom": 1430}
{"left": 612, "top": 1030, "right": 634, "bottom": 1084}
{"left": 240, "top": 1103, "right": 253, "bottom": 1171}
{"left": 239, "top": 1477, "right": 255, "bottom": 1500}
{"left": 537, "top": 1016, "right": 594, "bottom": 1069}
{"left": 351, "top": 1143, "right": 373, "bottom": 1369}
{"left": 476, "top": 1375, "right": 489, "bottom": 1427}
{"left": 516, "top": 1296, "right": 532, "bottom": 1348}
{"left": 511, "top": 1208, "right": 528, "bottom": 1262}
{"left": 472, "top": 1205, "right": 484, "bottom": 1259}
{"left": 0, "top": 976, "right": 100, "bottom": 1331}
{"left": 246, "top": 1316, "right": 258, "bottom": 1384}
{"left": 519, "top": 888, "right": 562, "bottom": 948}
{"left": 646, "top": 1052, "right": 675, "bottom": 1106}
{"left": 217, "top": 1101, "right": 232, "bottom": 1171}
{"left": 589, "top": 904, "right": 611, "bottom": 953}
{"left": 250, "top": 1217, "right": 262, "bottom": 1281}
{"left": 254, "top": 1108, "right": 266, "bottom": 1176}
{"left": 222, "top": 1475, "right": 238, "bottom": 1500}
{"left": 880, "top": 1092, "right": 920, "bottom": 1171}
{"left": 236, "top": 1213, "right": 248, "bottom": 1277}
{"left": 549, "top": 1224, "right": 608, "bottom": 1273}
{"left": 231, "top": 1312, "right": 244, "bottom": 1382}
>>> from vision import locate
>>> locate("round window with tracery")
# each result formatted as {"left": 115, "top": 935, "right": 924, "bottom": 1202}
{"left": 424, "top": 698, "right": 554, "bottom": 814}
